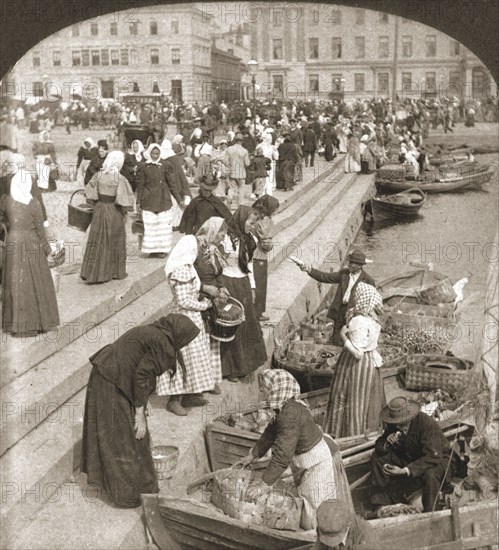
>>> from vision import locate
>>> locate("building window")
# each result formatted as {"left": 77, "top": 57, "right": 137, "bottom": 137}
{"left": 152, "top": 81, "right": 160, "bottom": 93}
{"left": 273, "top": 39, "right": 283, "bottom": 60}
{"left": 309, "top": 74, "right": 319, "bottom": 92}
{"left": 111, "top": 50, "right": 119, "bottom": 65}
{"left": 90, "top": 22, "right": 98, "bottom": 36}
{"left": 426, "top": 72, "right": 436, "bottom": 91}
{"left": 379, "top": 12, "right": 389, "bottom": 23}
{"left": 402, "top": 35, "right": 413, "bottom": 57}
{"left": 449, "top": 70, "right": 461, "bottom": 88}
{"left": 331, "top": 9, "right": 341, "bottom": 24}
{"left": 309, "top": 9, "right": 319, "bottom": 25}
{"left": 150, "top": 21, "right": 158, "bottom": 35}
{"left": 171, "top": 48, "right": 180, "bottom": 64}
{"left": 32, "top": 52, "right": 41, "bottom": 68}
{"left": 171, "top": 20, "right": 179, "bottom": 34}
{"left": 355, "top": 9, "right": 365, "bottom": 25}
{"left": 33, "top": 82, "right": 44, "bottom": 97}
{"left": 101, "top": 49, "right": 109, "bottom": 65}
{"left": 272, "top": 9, "right": 283, "bottom": 26}
{"left": 72, "top": 50, "right": 81, "bottom": 66}
{"left": 379, "top": 36, "right": 389, "bottom": 58}
{"left": 133, "top": 82, "right": 140, "bottom": 92}
{"left": 402, "top": 72, "right": 412, "bottom": 92}
{"left": 110, "top": 22, "right": 118, "bottom": 35}
{"left": 378, "top": 73, "right": 389, "bottom": 94}
{"left": 331, "top": 37, "right": 342, "bottom": 59}
{"left": 309, "top": 38, "right": 319, "bottom": 59}
{"left": 332, "top": 74, "right": 343, "bottom": 91}
{"left": 272, "top": 75, "right": 284, "bottom": 95}
{"left": 150, "top": 48, "right": 159, "bottom": 65}
{"left": 354, "top": 73, "right": 365, "bottom": 92}
{"left": 426, "top": 35, "right": 437, "bottom": 57}
{"left": 450, "top": 40, "right": 460, "bottom": 56}
{"left": 130, "top": 50, "right": 138, "bottom": 65}
{"left": 52, "top": 50, "right": 61, "bottom": 66}
{"left": 121, "top": 49, "right": 129, "bottom": 65}
{"left": 82, "top": 49, "right": 90, "bottom": 66}
{"left": 355, "top": 36, "right": 365, "bottom": 59}
{"left": 71, "top": 25, "right": 79, "bottom": 37}
{"left": 92, "top": 50, "right": 100, "bottom": 65}
{"left": 129, "top": 22, "right": 138, "bottom": 35}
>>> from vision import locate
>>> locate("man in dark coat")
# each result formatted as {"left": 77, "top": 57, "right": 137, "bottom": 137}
{"left": 302, "top": 124, "right": 318, "bottom": 167}
{"left": 370, "top": 397, "right": 454, "bottom": 513}
{"left": 84, "top": 139, "right": 108, "bottom": 186}
{"left": 178, "top": 174, "right": 231, "bottom": 235}
{"left": 300, "top": 249, "right": 376, "bottom": 346}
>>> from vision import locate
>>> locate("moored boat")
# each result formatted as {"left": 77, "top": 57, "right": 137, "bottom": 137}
{"left": 370, "top": 188, "right": 426, "bottom": 221}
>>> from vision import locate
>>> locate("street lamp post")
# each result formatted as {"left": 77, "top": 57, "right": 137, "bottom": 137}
{"left": 247, "top": 59, "right": 258, "bottom": 137}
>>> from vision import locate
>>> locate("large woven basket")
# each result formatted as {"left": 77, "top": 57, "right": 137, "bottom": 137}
{"left": 417, "top": 278, "right": 456, "bottom": 305}
{"left": 151, "top": 445, "right": 179, "bottom": 480}
{"left": 300, "top": 316, "right": 334, "bottom": 345}
{"left": 68, "top": 190, "right": 93, "bottom": 232}
{"left": 404, "top": 354, "right": 474, "bottom": 393}
{"left": 211, "top": 467, "right": 303, "bottom": 531}
{"left": 210, "top": 296, "right": 245, "bottom": 342}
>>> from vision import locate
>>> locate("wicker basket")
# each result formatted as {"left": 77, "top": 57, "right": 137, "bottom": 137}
{"left": 151, "top": 445, "right": 179, "bottom": 480}
{"left": 68, "top": 190, "right": 93, "bottom": 232}
{"left": 47, "top": 242, "right": 66, "bottom": 268}
{"left": 404, "top": 354, "right": 474, "bottom": 393}
{"left": 417, "top": 278, "right": 456, "bottom": 305}
{"left": 211, "top": 467, "right": 303, "bottom": 531}
{"left": 300, "top": 317, "right": 334, "bottom": 345}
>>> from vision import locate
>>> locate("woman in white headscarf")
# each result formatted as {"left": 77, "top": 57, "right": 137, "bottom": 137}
{"left": 33, "top": 130, "right": 58, "bottom": 192}
{"left": 0, "top": 154, "right": 59, "bottom": 335}
{"left": 81, "top": 151, "right": 135, "bottom": 283}
{"left": 156, "top": 233, "right": 221, "bottom": 415}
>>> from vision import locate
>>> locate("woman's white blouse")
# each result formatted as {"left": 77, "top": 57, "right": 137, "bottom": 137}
{"left": 222, "top": 234, "right": 256, "bottom": 289}
{"left": 347, "top": 315, "right": 383, "bottom": 367}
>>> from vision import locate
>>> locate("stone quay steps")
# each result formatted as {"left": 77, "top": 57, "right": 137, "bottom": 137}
{"left": 0, "top": 156, "right": 344, "bottom": 389}
{"left": 3, "top": 172, "right": 376, "bottom": 550}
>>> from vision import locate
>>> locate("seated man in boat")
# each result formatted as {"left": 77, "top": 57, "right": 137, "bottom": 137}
{"left": 370, "top": 397, "right": 454, "bottom": 513}
{"left": 297, "top": 250, "right": 376, "bottom": 346}
{"left": 239, "top": 370, "right": 354, "bottom": 530}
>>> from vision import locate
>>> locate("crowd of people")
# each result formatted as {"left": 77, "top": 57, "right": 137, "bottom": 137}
{"left": 0, "top": 92, "right": 488, "bottom": 540}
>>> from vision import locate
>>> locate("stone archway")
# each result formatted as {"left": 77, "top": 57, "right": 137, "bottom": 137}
{"left": 0, "top": 0, "right": 498, "bottom": 85}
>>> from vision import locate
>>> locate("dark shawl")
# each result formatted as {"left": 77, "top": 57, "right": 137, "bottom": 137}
{"left": 227, "top": 205, "right": 257, "bottom": 274}
{"left": 178, "top": 193, "right": 232, "bottom": 235}
{"left": 252, "top": 195, "right": 279, "bottom": 218}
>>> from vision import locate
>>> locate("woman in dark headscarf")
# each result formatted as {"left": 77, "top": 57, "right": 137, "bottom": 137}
{"left": 81, "top": 313, "right": 199, "bottom": 508}
{"left": 220, "top": 206, "right": 268, "bottom": 381}
{"left": 251, "top": 195, "right": 279, "bottom": 321}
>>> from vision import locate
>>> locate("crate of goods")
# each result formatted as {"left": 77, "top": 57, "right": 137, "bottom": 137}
{"left": 404, "top": 354, "right": 474, "bottom": 393}
{"left": 68, "top": 190, "right": 93, "bottom": 232}
{"left": 211, "top": 467, "right": 303, "bottom": 531}
{"left": 417, "top": 278, "right": 457, "bottom": 305}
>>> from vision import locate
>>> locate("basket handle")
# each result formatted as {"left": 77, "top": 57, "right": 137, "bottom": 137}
{"left": 69, "top": 189, "right": 86, "bottom": 205}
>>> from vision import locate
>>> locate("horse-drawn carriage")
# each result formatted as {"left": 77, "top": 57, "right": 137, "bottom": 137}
{"left": 119, "top": 123, "right": 157, "bottom": 150}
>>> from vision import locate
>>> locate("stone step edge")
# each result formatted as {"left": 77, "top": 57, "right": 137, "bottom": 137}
{"left": 0, "top": 175, "right": 376, "bottom": 549}
{"left": 0, "top": 161, "right": 351, "bottom": 389}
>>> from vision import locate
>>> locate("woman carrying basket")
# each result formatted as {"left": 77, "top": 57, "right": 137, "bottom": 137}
{"left": 156, "top": 232, "right": 223, "bottom": 416}
{"left": 240, "top": 370, "right": 354, "bottom": 530}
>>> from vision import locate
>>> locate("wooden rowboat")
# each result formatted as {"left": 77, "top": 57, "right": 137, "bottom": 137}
{"left": 375, "top": 165, "right": 494, "bottom": 194}
{"left": 370, "top": 188, "right": 426, "bottom": 221}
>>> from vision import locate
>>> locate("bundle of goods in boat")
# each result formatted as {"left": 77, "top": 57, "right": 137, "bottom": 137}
{"left": 417, "top": 278, "right": 457, "bottom": 305}
{"left": 300, "top": 317, "right": 334, "bottom": 345}
{"left": 377, "top": 503, "right": 420, "bottom": 518}
{"left": 285, "top": 341, "right": 327, "bottom": 368}
{"left": 211, "top": 468, "right": 303, "bottom": 531}
{"left": 377, "top": 343, "right": 405, "bottom": 366}
{"left": 221, "top": 409, "right": 274, "bottom": 434}
{"left": 383, "top": 324, "right": 448, "bottom": 354}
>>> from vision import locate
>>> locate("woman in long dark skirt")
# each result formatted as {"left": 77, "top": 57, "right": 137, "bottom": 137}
{"left": 323, "top": 283, "right": 386, "bottom": 438}
{"left": 81, "top": 151, "right": 134, "bottom": 283}
{"left": 0, "top": 154, "right": 59, "bottom": 336}
{"left": 277, "top": 133, "right": 298, "bottom": 191}
{"left": 81, "top": 313, "right": 199, "bottom": 508}
{"left": 220, "top": 206, "right": 268, "bottom": 381}
{"left": 251, "top": 195, "right": 279, "bottom": 321}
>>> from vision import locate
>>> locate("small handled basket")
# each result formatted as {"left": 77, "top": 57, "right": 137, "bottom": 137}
{"left": 151, "top": 445, "right": 180, "bottom": 480}
{"left": 68, "top": 189, "right": 93, "bottom": 232}
{"left": 210, "top": 296, "right": 245, "bottom": 343}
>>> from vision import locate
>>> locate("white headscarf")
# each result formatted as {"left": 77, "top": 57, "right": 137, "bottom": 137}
{"left": 172, "top": 134, "right": 184, "bottom": 145}
{"left": 143, "top": 143, "right": 162, "bottom": 165}
{"left": 160, "top": 139, "right": 175, "bottom": 160}
{"left": 83, "top": 137, "right": 95, "bottom": 148}
{"left": 10, "top": 154, "right": 33, "bottom": 206}
{"left": 130, "top": 139, "right": 144, "bottom": 162}
{"left": 164, "top": 235, "right": 198, "bottom": 277}
{"left": 102, "top": 151, "right": 124, "bottom": 174}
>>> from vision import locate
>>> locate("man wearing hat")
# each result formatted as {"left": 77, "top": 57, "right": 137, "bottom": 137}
{"left": 370, "top": 396, "right": 453, "bottom": 513}
{"left": 224, "top": 133, "right": 250, "bottom": 210}
{"left": 299, "top": 250, "right": 375, "bottom": 346}
{"left": 178, "top": 173, "right": 231, "bottom": 235}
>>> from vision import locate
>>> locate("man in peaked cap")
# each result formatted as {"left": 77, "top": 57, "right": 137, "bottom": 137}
{"left": 298, "top": 249, "right": 375, "bottom": 346}
{"left": 370, "top": 396, "right": 454, "bottom": 513}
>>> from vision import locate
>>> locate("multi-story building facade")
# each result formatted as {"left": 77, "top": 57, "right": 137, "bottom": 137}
{"left": 247, "top": 3, "right": 494, "bottom": 102}
{"left": 8, "top": 4, "right": 236, "bottom": 103}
